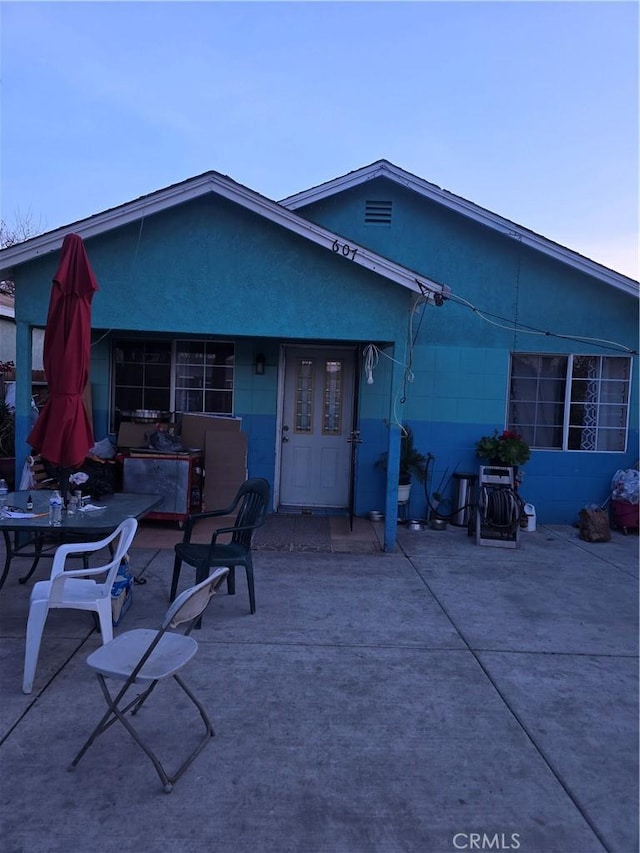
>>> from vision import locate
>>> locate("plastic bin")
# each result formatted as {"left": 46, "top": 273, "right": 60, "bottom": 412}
{"left": 610, "top": 500, "right": 639, "bottom": 534}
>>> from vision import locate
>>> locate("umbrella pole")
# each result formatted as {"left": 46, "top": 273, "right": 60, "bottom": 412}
{"left": 60, "top": 467, "right": 72, "bottom": 507}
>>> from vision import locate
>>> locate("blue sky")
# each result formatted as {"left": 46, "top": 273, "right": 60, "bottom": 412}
{"left": 1, "top": 0, "right": 638, "bottom": 278}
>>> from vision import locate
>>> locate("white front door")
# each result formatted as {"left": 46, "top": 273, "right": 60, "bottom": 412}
{"left": 279, "top": 347, "right": 356, "bottom": 509}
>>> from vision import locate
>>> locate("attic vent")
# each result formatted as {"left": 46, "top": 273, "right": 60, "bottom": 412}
{"left": 365, "top": 200, "right": 393, "bottom": 225}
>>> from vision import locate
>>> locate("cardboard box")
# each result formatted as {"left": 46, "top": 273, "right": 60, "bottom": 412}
{"left": 180, "top": 413, "right": 241, "bottom": 451}
{"left": 116, "top": 423, "right": 150, "bottom": 449}
{"left": 204, "top": 429, "right": 247, "bottom": 509}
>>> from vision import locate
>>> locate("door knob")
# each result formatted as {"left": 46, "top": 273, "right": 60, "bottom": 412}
{"left": 347, "top": 430, "right": 363, "bottom": 445}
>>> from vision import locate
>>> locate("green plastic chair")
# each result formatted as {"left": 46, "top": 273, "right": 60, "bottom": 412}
{"left": 170, "top": 478, "right": 270, "bottom": 619}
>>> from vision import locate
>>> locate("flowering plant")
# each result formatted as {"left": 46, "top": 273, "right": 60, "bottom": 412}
{"left": 475, "top": 429, "right": 530, "bottom": 466}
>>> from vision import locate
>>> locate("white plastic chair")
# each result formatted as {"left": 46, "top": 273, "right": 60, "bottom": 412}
{"left": 69, "top": 567, "right": 230, "bottom": 793}
{"left": 22, "top": 517, "right": 139, "bottom": 695}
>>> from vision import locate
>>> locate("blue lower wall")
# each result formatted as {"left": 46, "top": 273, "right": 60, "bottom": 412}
{"left": 18, "top": 390, "right": 635, "bottom": 528}
{"left": 355, "top": 418, "right": 639, "bottom": 525}
{"left": 239, "top": 412, "right": 277, "bottom": 495}
{"left": 34, "top": 327, "right": 636, "bottom": 528}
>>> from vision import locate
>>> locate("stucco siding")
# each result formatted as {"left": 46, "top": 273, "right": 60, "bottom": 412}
{"left": 14, "top": 195, "right": 413, "bottom": 345}
{"left": 292, "top": 179, "right": 638, "bottom": 523}
{"left": 6, "top": 168, "right": 638, "bottom": 529}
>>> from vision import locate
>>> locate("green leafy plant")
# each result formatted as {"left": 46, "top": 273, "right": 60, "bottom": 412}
{"left": 0, "top": 402, "right": 15, "bottom": 458}
{"left": 475, "top": 429, "right": 530, "bottom": 466}
{"left": 376, "top": 425, "right": 428, "bottom": 485}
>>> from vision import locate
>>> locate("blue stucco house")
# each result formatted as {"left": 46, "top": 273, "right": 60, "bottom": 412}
{"left": 1, "top": 160, "right": 637, "bottom": 550}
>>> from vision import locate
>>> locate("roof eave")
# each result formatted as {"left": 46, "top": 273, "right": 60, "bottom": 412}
{"left": 0, "top": 175, "right": 215, "bottom": 274}
{"left": 280, "top": 160, "right": 639, "bottom": 297}
{"left": 0, "top": 172, "right": 447, "bottom": 300}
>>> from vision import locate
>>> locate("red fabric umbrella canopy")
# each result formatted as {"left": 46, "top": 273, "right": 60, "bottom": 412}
{"left": 27, "top": 233, "right": 99, "bottom": 468}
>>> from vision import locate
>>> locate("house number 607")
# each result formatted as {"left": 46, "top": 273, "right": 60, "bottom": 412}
{"left": 332, "top": 239, "right": 358, "bottom": 261}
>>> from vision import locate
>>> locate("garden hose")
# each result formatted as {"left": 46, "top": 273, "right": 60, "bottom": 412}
{"left": 423, "top": 453, "right": 475, "bottom": 524}
{"left": 478, "top": 486, "right": 522, "bottom": 529}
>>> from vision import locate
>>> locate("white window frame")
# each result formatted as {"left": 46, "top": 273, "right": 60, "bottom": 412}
{"left": 508, "top": 353, "right": 632, "bottom": 452}
{"left": 112, "top": 338, "right": 235, "bottom": 427}
{"left": 173, "top": 339, "right": 234, "bottom": 416}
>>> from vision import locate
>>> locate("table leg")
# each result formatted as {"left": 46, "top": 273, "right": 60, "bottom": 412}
{"left": 0, "top": 531, "right": 11, "bottom": 591}
{"left": 19, "top": 533, "right": 44, "bottom": 585}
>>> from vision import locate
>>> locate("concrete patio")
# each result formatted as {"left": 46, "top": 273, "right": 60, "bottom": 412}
{"left": 0, "top": 518, "right": 637, "bottom": 853}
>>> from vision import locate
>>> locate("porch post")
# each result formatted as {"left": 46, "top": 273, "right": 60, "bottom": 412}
{"left": 382, "top": 351, "right": 405, "bottom": 552}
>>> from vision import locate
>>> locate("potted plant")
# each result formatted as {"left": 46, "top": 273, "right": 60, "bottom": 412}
{"left": 475, "top": 429, "right": 531, "bottom": 467}
{"left": 376, "top": 425, "right": 428, "bottom": 501}
{"left": 0, "top": 401, "right": 16, "bottom": 488}
{"left": 431, "top": 491, "right": 451, "bottom": 521}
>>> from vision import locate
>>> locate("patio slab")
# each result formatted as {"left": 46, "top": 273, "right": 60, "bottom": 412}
{"left": 478, "top": 650, "right": 639, "bottom": 853}
{"left": 403, "top": 527, "right": 638, "bottom": 656}
{"left": 0, "top": 523, "right": 637, "bottom": 852}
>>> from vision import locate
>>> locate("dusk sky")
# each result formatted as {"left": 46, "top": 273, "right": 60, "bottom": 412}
{"left": 1, "top": 1, "right": 638, "bottom": 279}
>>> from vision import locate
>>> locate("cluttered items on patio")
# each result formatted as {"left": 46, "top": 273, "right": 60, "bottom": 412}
{"left": 146, "top": 423, "right": 184, "bottom": 452}
{"left": 19, "top": 442, "right": 119, "bottom": 500}
{"left": 609, "top": 468, "right": 639, "bottom": 535}
{"left": 116, "top": 420, "right": 186, "bottom": 454}
{"left": 45, "top": 455, "right": 118, "bottom": 499}
{"left": 111, "top": 554, "right": 134, "bottom": 626}
{"left": 578, "top": 506, "right": 611, "bottom": 543}
{"left": 116, "top": 413, "right": 247, "bottom": 526}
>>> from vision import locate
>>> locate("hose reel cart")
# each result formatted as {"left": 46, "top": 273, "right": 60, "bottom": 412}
{"left": 475, "top": 465, "right": 522, "bottom": 549}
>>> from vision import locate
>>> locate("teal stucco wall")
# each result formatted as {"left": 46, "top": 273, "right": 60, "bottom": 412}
{"left": 14, "top": 195, "right": 412, "bottom": 341}
{"left": 8, "top": 180, "right": 638, "bottom": 527}
{"left": 10, "top": 194, "right": 412, "bottom": 527}
{"left": 296, "top": 179, "right": 639, "bottom": 523}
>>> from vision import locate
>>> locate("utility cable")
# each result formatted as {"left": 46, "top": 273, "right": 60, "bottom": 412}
{"left": 447, "top": 292, "right": 636, "bottom": 354}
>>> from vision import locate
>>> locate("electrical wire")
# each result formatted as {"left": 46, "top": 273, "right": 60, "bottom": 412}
{"left": 447, "top": 292, "right": 636, "bottom": 354}
{"left": 91, "top": 328, "right": 113, "bottom": 348}
{"left": 362, "top": 343, "right": 406, "bottom": 373}
{"left": 362, "top": 344, "right": 412, "bottom": 429}
{"left": 401, "top": 294, "right": 429, "bottom": 402}
{"left": 363, "top": 343, "right": 379, "bottom": 385}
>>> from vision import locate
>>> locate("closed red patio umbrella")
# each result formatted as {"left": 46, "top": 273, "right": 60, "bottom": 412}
{"left": 27, "top": 233, "right": 99, "bottom": 475}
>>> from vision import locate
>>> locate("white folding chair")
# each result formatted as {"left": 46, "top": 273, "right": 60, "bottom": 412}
{"left": 69, "top": 567, "right": 229, "bottom": 793}
{"left": 22, "top": 517, "right": 138, "bottom": 694}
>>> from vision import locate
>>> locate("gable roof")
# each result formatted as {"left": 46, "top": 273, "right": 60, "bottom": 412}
{"left": 0, "top": 170, "right": 447, "bottom": 302}
{"left": 281, "top": 159, "right": 639, "bottom": 297}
